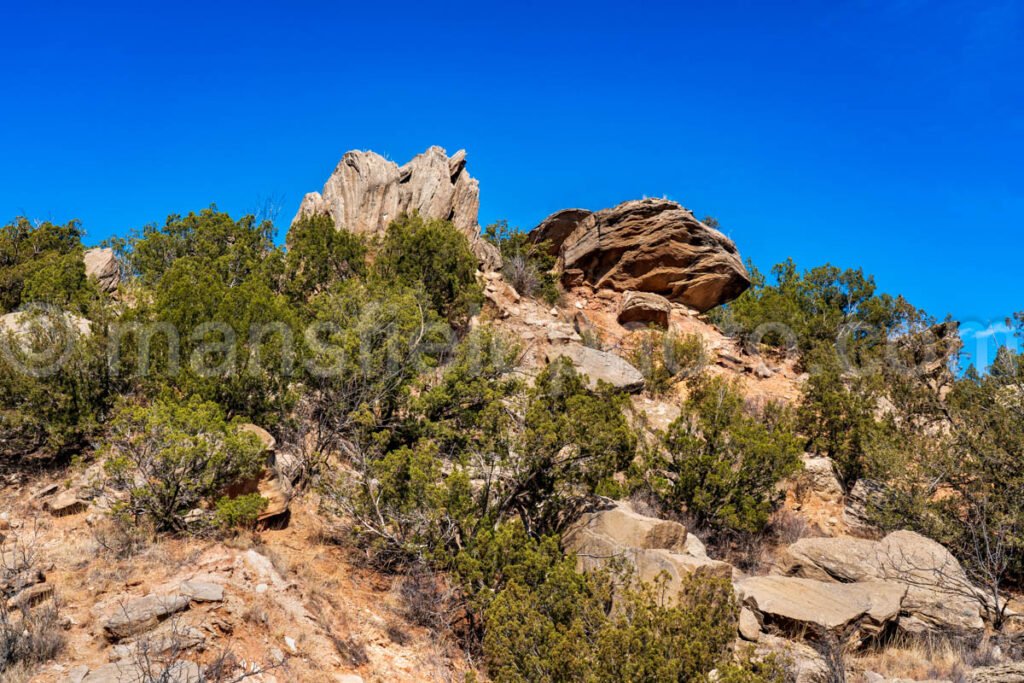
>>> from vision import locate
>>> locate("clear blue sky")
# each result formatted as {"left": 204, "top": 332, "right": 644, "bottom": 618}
{"left": 2, "top": 1, "right": 1021, "bottom": 357}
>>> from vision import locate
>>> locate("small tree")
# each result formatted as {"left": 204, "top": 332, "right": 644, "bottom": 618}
{"left": 798, "top": 346, "right": 890, "bottom": 488}
{"left": 482, "top": 531, "right": 783, "bottom": 683}
{"left": 284, "top": 213, "right": 366, "bottom": 302}
{"left": 0, "top": 310, "right": 112, "bottom": 457}
{"left": 373, "top": 213, "right": 482, "bottom": 323}
{"left": 870, "top": 323, "right": 1024, "bottom": 629}
{"left": 662, "top": 376, "right": 803, "bottom": 535}
{"left": 484, "top": 220, "right": 559, "bottom": 305}
{"left": 102, "top": 396, "right": 266, "bottom": 532}
{"left": 630, "top": 330, "right": 707, "bottom": 396}
{"left": 512, "top": 358, "right": 638, "bottom": 534}
{"left": 0, "top": 218, "right": 98, "bottom": 314}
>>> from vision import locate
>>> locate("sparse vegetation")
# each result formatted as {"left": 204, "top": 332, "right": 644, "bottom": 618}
{"left": 101, "top": 396, "right": 267, "bottom": 532}
{"left": 485, "top": 220, "right": 559, "bottom": 305}
{"left": 630, "top": 329, "right": 707, "bottom": 396}
{"left": 2, "top": 197, "right": 1021, "bottom": 683}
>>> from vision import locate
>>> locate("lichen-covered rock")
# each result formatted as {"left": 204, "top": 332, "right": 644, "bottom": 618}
{"left": 293, "top": 146, "right": 500, "bottom": 270}
{"left": 42, "top": 491, "right": 88, "bottom": 516}
{"left": 794, "top": 454, "right": 844, "bottom": 504}
{"left": 969, "top": 663, "right": 1024, "bottom": 683}
{"left": 530, "top": 198, "right": 749, "bottom": 311}
{"left": 103, "top": 593, "right": 190, "bottom": 640}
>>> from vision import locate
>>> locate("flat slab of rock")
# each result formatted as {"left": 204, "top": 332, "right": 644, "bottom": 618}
{"left": 530, "top": 198, "right": 750, "bottom": 311}
{"left": 737, "top": 575, "right": 905, "bottom": 638}
{"left": 103, "top": 593, "right": 190, "bottom": 640}
{"left": 546, "top": 344, "right": 644, "bottom": 392}
{"left": 42, "top": 491, "right": 88, "bottom": 516}
{"left": 777, "top": 530, "right": 985, "bottom": 633}
{"left": 180, "top": 580, "right": 224, "bottom": 603}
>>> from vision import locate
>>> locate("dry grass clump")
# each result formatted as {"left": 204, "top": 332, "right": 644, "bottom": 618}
{"left": 852, "top": 632, "right": 1001, "bottom": 681}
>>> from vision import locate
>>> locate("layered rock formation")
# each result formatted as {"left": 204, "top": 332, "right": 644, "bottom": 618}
{"left": 563, "top": 502, "right": 731, "bottom": 601}
{"left": 736, "top": 575, "right": 906, "bottom": 641}
{"left": 776, "top": 530, "right": 986, "bottom": 633}
{"left": 529, "top": 198, "right": 750, "bottom": 312}
{"left": 293, "top": 146, "right": 500, "bottom": 270}
{"left": 617, "top": 290, "right": 673, "bottom": 328}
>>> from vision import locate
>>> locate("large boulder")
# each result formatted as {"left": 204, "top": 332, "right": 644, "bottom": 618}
{"left": 571, "top": 503, "right": 688, "bottom": 552}
{"left": 83, "top": 248, "right": 120, "bottom": 293}
{"left": 293, "top": 146, "right": 500, "bottom": 270}
{"left": 563, "top": 503, "right": 732, "bottom": 603}
{"left": 529, "top": 198, "right": 749, "bottom": 312}
{"left": 546, "top": 343, "right": 644, "bottom": 393}
{"left": 617, "top": 290, "right": 672, "bottom": 328}
{"left": 736, "top": 575, "right": 905, "bottom": 640}
{"left": 776, "top": 530, "right": 985, "bottom": 633}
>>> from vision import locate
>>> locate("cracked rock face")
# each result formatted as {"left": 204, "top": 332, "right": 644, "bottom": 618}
{"left": 83, "top": 248, "right": 120, "bottom": 293}
{"left": 292, "top": 146, "right": 500, "bottom": 270}
{"left": 530, "top": 198, "right": 750, "bottom": 312}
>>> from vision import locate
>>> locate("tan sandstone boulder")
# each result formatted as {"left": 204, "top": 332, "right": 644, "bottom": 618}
{"left": 530, "top": 198, "right": 749, "bottom": 312}
{"left": 617, "top": 290, "right": 673, "bottom": 328}
{"left": 293, "top": 146, "right": 500, "bottom": 270}
{"left": 83, "top": 247, "right": 120, "bottom": 293}
{"left": 736, "top": 575, "right": 905, "bottom": 640}
{"left": 563, "top": 503, "right": 732, "bottom": 604}
{"left": 776, "top": 530, "right": 985, "bottom": 633}
{"left": 546, "top": 343, "right": 644, "bottom": 393}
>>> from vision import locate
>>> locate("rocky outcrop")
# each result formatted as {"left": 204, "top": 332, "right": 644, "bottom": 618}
{"left": 736, "top": 575, "right": 905, "bottom": 640}
{"left": 229, "top": 424, "right": 293, "bottom": 527}
{"left": 293, "top": 146, "right": 500, "bottom": 270}
{"left": 546, "top": 343, "right": 645, "bottom": 392}
{"left": 529, "top": 198, "right": 750, "bottom": 311}
{"left": 617, "top": 290, "right": 672, "bottom": 328}
{"left": 776, "top": 530, "right": 985, "bottom": 633}
{"left": 795, "top": 454, "right": 844, "bottom": 505}
{"left": 83, "top": 248, "right": 120, "bottom": 293}
{"left": 563, "top": 502, "right": 731, "bottom": 603}
{"left": 843, "top": 479, "right": 886, "bottom": 532}
{"left": 103, "top": 593, "right": 191, "bottom": 640}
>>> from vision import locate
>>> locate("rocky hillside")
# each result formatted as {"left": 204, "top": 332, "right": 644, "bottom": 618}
{"left": 1, "top": 147, "right": 1022, "bottom": 683}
